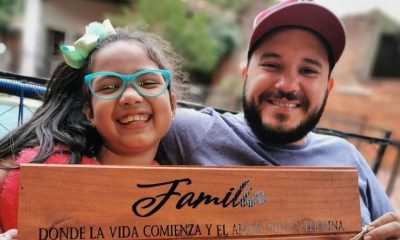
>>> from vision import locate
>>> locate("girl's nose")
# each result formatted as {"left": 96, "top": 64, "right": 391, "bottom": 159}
{"left": 118, "top": 86, "right": 144, "bottom": 105}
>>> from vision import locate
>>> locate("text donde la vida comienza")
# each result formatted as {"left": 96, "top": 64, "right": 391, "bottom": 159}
{"left": 37, "top": 220, "right": 346, "bottom": 240}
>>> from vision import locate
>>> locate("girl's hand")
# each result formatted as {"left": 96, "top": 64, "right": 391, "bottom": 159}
{"left": 0, "top": 229, "right": 17, "bottom": 240}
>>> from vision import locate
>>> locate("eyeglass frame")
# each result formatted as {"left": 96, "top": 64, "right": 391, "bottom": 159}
{"left": 84, "top": 69, "right": 171, "bottom": 100}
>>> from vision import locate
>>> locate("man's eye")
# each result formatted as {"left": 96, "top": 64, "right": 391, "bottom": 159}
{"left": 260, "top": 63, "right": 277, "bottom": 68}
{"left": 300, "top": 68, "right": 319, "bottom": 76}
{"left": 260, "top": 63, "right": 280, "bottom": 71}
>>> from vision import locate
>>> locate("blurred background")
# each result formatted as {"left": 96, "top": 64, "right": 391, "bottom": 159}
{"left": 0, "top": 0, "right": 399, "bottom": 207}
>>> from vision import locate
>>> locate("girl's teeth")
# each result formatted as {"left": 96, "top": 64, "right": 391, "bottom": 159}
{"left": 120, "top": 114, "right": 150, "bottom": 124}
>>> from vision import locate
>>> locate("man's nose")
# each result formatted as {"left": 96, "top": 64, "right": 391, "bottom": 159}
{"left": 274, "top": 71, "right": 300, "bottom": 93}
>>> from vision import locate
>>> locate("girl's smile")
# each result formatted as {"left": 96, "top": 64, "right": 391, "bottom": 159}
{"left": 85, "top": 40, "right": 176, "bottom": 164}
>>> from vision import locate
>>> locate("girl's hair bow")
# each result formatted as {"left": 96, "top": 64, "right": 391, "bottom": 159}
{"left": 60, "top": 19, "right": 116, "bottom": 69}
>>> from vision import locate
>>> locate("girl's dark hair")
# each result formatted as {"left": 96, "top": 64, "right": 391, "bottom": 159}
{"left": 0, "top": 28, "right": 186, "bottom": 169}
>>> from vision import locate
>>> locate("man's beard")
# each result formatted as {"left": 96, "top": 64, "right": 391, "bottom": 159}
{"left": 243, "top": 87, "right": 329, "bottom": 145}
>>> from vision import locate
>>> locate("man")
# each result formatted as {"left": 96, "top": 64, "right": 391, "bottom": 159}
{"left": 157, "top": 0, "right": 399, "bottom": 239}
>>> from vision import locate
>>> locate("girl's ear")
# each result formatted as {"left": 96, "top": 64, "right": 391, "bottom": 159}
{"left": 170, "top": 93, "right": 177, "bottom": 119}
{"left": 83, "top": 105, "right": 95, "bottom": 125}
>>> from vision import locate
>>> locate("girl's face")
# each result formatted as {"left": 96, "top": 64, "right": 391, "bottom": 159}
{"left": 85, "top": 41, "right": 176, "bottom": 159}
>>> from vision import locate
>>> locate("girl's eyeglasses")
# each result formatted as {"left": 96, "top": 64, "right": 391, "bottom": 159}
{"left": 84, "top": 69, "right": 171, "bottom": 100}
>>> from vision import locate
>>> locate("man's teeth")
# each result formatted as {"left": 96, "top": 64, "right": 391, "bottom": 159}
{"left": 119, "top": 114, "right": 150, "bottom": 124}
{"left": 271, "top": 100, "right": 297, "bottom": 108}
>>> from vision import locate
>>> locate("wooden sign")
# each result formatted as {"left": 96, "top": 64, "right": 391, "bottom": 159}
{"left": 18, "top": 164, "right": 362, "bottom": 239}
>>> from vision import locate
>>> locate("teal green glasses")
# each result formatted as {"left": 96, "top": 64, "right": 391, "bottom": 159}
{"left": 84, "top": 69, "right": 171, "bottom": 100}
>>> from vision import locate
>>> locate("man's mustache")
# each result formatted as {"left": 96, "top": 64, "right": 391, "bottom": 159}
{"left": 258, "top": 90, "right": 309, "bottom": 108}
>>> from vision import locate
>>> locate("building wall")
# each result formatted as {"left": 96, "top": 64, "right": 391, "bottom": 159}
{"left": 320, "top": 12, "right": 400, "bottom": 166}
{"left": 43, "top": 0, "right": 123, "bottom": 44}
{"left": 322, "top": 12, "right": 400, "bottom": 137}
{"left": 21, "top": 0, "right": 125, "bottom": 77}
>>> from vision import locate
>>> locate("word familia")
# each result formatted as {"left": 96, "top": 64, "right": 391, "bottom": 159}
{"left": 132, "top": 178, "right": 266, "bottom": 217}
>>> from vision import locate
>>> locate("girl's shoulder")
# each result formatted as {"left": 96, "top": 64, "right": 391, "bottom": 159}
{"left": 0, "top": 169, "right": 5, "bottom": 187}
{"left": 16, "top": 148, "right": 40, "bottom": 164}
{"left": 0, "top": 156, "right": 16, "bottom": 186}
{"left": 16, "top": 146, "right": 98, "bottom": 165}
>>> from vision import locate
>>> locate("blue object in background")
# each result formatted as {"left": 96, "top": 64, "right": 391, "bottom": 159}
{"left": 0, "top": 100, "right": 38, "bottom": 137}
{"left": 0, "top": 78, "right": 45, "bottom": 137}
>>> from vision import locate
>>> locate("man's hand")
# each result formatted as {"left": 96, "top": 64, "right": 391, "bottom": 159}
{"left": 0, "top": 229, "right": 17, "bottom": 240}
{"left": 364, "top": 212, "right": 400, "bottom": 240}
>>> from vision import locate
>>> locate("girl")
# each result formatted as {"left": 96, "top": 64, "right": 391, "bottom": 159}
{"left": 0, "top": 20, "right": 186, "bottom": 238}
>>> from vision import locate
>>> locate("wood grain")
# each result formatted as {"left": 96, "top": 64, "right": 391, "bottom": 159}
{"left": 18, "top": 165, "right": 361, "bottom": 239}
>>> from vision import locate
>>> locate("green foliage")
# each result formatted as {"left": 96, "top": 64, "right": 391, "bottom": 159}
{"left": 204, "top": 0, "right": 248, "bottom": 12}
{"left": 0, "top": 0, "right": 23, "bottom": 29}
{"left": 209, "top": 18, "right": 241, "bottom": 59}
{"left": 107, "top": 0, "right": 241, "bottom": 77}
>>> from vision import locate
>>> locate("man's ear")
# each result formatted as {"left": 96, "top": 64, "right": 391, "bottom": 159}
{"left": 241, "top": 64, "right": 248, "bottom": 82}
{"left": 328, "top": 78, "right": 334, "bottom": 92}
{"left": 170, "top": 93, "right": 177, "bottom": 119}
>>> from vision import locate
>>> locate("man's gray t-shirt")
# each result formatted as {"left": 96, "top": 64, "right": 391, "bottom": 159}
{"left": 157, "top": 108, "right": 394, "bottom": 225}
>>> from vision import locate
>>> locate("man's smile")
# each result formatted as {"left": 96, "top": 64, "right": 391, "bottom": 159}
{"left": 268, "top": 99, "right": 300, "bottom": 108}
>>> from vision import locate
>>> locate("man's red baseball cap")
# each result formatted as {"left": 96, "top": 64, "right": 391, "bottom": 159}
{"left": 249, "top": 0, "right": 346, "bottom": 64}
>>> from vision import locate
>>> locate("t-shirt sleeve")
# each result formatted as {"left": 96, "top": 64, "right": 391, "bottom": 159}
{"left": 355, "top": 148, "right": 395, "bottom": 224}
{"left": 312, "top": 135, "right": 395, "bottom": 225}
{"left": 156, "top": 108, "right": 215, "bottom": 165}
